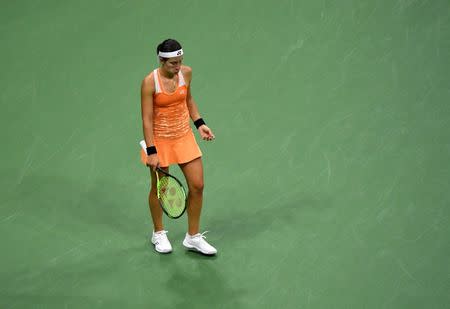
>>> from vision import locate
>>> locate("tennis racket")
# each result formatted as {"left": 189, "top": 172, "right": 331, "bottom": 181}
{"left": 139, "top": 140, "right": 187, "bottom": 218}
{"left": 155, "top": 167, "right": 187, "bottom": 219}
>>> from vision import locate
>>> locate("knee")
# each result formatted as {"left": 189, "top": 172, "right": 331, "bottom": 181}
{"left": 189, "top": 180, "right": 204, "bottom": 195}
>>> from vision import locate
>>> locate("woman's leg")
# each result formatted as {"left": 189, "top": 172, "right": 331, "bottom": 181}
{"left": 179, "top": 157, "right": 217, "bottom": 255}
{"left": 179, "top": 157, "right": 204, "bottom": 235}
{"left": 148, "top": 167, "right": 169, "bottom": 232}
{"left": 148, "top": 167, "right": 172, "bottom": 253}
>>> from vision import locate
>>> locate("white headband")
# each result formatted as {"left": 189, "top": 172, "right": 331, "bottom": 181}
{"left": 158, "top": 49, "right": 183, "bottom": 58}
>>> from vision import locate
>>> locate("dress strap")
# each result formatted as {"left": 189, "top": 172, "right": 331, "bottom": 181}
{"left": 178, "top": 71, "right": 186, "bottom": 87}
{"left": 153, "top": 69, "right": 162, "bottom": 93}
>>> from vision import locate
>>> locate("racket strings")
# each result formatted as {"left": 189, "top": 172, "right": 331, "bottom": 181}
{"left": 158, "top": 176, "right": 186, "bottom": 216}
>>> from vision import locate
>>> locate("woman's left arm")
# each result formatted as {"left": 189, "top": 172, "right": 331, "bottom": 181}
{"left": 184, "top": 66, "right": 215, "bottom": 141}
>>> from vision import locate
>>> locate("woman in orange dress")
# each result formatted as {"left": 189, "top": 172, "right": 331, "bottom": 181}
{"left": 140, "top": 39, "right": 217, "bottom": 255}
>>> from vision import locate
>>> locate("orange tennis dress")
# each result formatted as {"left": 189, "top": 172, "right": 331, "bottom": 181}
{"left": 140, "top": 68, "right": 202, "bottom": 167}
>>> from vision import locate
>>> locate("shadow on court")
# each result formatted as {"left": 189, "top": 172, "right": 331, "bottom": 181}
{"left": 162, "top": 255, "right": 247, "bottom": 309}
{"left": 209, "top": 189, "right": 333, "bottom": 245}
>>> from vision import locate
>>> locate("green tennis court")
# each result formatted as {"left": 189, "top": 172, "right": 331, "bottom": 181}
{"left": 1, "top": 1, "right": 449, "bottom": 308}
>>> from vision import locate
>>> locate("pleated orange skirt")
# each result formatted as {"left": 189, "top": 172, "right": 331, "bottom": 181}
{"left": 140, "top": 130, "right": 202, "bottom": 167}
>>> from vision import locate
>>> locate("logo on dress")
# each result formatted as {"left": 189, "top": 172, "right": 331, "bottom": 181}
{"left": 179, "top": 89, "right": 186, "bottom": 95}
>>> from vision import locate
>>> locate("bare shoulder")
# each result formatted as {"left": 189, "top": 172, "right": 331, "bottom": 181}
{"left": 181, "top": 65, "right": 192, "bottom": 74}
{"left": 141, "top": 71, "right": 155, "bottom": 93}
{"left": 181, "top": 65, "right": 193, "bottom": 82}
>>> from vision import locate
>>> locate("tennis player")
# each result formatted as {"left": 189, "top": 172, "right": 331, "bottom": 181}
{"left": 140, "top": 39, "right": 217, "bottom": 255}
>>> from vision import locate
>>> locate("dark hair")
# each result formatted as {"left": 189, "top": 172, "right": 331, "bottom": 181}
{"left": 156, "top": 39, "right": 182, "bottom": 59}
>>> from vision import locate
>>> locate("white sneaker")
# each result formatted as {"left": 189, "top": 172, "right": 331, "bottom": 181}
{"left": 182, "top": 231, "right": 217, "bottom": 255}
{"left": 151, "top": 230, "right": 172, "bottom": 253}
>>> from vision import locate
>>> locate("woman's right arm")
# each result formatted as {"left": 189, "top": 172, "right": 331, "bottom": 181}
{"left": 140, "top": 74, "right": 159, "bottom": 170}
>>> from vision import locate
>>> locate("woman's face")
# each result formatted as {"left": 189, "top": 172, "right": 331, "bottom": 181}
{"left": 161, "top": 56, "right": 183, "bottom": 75}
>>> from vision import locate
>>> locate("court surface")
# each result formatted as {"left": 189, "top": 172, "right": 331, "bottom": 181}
{"left": 1, "top": 1, "right": 449, "bottom": 308}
